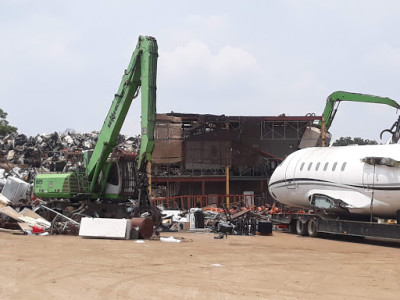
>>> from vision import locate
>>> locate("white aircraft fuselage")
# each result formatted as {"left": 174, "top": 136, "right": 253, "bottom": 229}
{"left": 268, "top": 144, "right": 400, "bottom": 219}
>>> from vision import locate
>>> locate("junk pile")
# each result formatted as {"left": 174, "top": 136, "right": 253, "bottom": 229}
{"left": 207, "top": 205, "right": 273, "bottom": 237}
{"left": 158, "top": 205, "right": 274, "bottom": 237}
{"left": 0, "top": 131, "right": 140, "bottom": 236}
{"left": 0, "top": 131, "right": 139, "bottom": 172}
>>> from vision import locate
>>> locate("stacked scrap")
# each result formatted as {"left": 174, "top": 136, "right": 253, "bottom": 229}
{"left": 0, "top": 131, "right": 140, "bottom": 183}
{"left": 0, "top": 131, "right": 141, "bottom": 235}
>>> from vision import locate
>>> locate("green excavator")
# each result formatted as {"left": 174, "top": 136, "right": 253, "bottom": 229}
{"left": 321, "top": 91, "right": 400, "bottom": 144}
{"left": 301, "top": 91, "right": 400, "bottom": 148}
{"left": 34, "top": 36, "right": 160, "bottom": 221}
{"left": 320, "top": 91, "right": 400, "bottom": 131}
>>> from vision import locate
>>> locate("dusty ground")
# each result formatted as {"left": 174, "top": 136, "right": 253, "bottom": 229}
{"left": 0, "top": 230, "right": 399, "bottom": 300}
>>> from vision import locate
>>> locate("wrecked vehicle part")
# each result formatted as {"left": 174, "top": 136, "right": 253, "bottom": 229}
{"left": 35, "top": 205, "right": 80, "bottom": 235}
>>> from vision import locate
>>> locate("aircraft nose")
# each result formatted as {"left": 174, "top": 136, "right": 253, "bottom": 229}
{"left": 268, "top": 170, "right": 279, "bottom": 198}
{"left": 269, "top": 164, "right": 281, "bottom": 185}
{"left": 268, "top": 163, "right": 284, "bottom": 201}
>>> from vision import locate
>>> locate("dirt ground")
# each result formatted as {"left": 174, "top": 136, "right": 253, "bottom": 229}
{"left": 0, "top": 230, "right": 399, "bottom": 300}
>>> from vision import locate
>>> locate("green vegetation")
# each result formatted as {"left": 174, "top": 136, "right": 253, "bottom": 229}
{"left": 0, "top": 108, "right": 18, "bottom": 137}
{"left": 332, "top": 136, "right": 378, "bottom": 146}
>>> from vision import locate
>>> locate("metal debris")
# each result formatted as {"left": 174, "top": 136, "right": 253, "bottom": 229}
{"left": 0, "top": 206, "right": 51, "bottom": 234}
{"left": 0, "top": 131, "right": 140, "bottom": 235}
{"left": 157, "top": 205, "right": 273, "bottom": 237}
{"left": 0, "top": 131, "right": 140, "bottom": 177}
{"left": 37, "top": 205, "right": 80, "bottom": 235}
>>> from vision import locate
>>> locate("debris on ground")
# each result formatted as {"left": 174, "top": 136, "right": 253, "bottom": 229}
{"left": 160, "top": 236, "right": 182, "bottom": 243}
{"left": 0, "top": 205, "right": 50, "bottom": 234}
{"left": 0, "top": 130, "right": 274, "bottom": 240}
{"left": 0, "top": 131, "right": 141, "bottom": 236}
{"left": 157, "top": 204, "right": 273, "bottom": 237}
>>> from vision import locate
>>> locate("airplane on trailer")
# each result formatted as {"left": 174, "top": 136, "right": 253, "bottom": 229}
{"left": 268, "top": 118, "right": 400, "bottom": 220}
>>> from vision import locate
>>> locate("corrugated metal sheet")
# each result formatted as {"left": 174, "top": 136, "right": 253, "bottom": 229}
{"left": 153, "top": 114, "right": 183, "bottom": 163}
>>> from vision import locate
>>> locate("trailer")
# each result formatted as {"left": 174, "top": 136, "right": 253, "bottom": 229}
{"left": 271, "top": 212, "right": 400, "bottom": 240}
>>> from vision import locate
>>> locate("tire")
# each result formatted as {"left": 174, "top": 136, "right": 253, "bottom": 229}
{"left": 307, "top": 219, "right": 318, "bottom": 237}
{"left": 296, "top": 219, "right": 308, "bottom": 236}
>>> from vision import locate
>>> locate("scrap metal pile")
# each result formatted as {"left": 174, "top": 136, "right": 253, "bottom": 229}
{"left": 160, "top": 205, "right": 274, "bottom": 236}
{"left": 0, "top": 131, "right": 139, "bottom": 171}
{"left": 0, "top": 131, "right": 140, "bottom": 235}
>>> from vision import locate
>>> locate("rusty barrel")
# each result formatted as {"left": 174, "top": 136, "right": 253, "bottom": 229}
{"left": 131, "top": 217, "right": 154, "bottom": 239}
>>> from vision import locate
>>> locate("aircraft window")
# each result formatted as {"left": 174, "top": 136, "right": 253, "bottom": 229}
{"left": 323, "top": 162, "right": 329, "bottom": 171}
{"left": 332, "top": 162, "right": 338, "bottom": 171}
{"left": 315, "top": 162, "right": 320, "bottom": 171}
{"left": 341, "top": 162, "right": 347, "bottom": 171}
{"left": 300, "top": 162, "right": 305, "bottom": 171}
{"left": 308, "top": 162, "right": 313, "bottom": 171}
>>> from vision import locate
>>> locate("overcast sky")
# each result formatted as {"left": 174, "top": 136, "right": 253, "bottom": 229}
{"left": 1, "top": 0, "right": 400, "bottom": 143}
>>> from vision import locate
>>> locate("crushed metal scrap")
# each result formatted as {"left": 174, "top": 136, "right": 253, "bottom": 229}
{"left": 0, "top": 131, "right": 139, "bottom": 172}
{"left": 0, "top": 131, "right": 141, "bottom": 236}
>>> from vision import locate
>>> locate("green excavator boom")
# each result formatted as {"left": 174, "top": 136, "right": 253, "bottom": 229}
{"left": 321, "top": 91, "right": 400, "bottom": 131}
{"left": 34, "top": 36, "right": 158, "bottom": 200}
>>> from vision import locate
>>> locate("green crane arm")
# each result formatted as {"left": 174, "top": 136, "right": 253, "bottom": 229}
{"left": 321, "top": 91, "right": 400, "bottom": 131}
{"left": 85, "top": 36, "right": 158, "bottom": 193}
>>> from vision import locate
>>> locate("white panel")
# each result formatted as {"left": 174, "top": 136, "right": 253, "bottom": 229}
{"left": 2, "top": 177, "right": 30, "bottom": 203}
{"left": 79, "top": 217, "right": 131, "bottom": 239}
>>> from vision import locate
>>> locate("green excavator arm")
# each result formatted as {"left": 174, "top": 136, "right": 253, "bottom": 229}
{"left": 86, "top": 36, "right": 158, "bottom": 193}
{"left": 321, "top": 91, "right": 400, "bottom": 131}
{"left": 34, "top": 36, "right": 158, "bottom": 200}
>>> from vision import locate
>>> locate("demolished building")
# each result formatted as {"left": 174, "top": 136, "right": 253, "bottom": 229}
{"left": 150, "top": 113, "right": 325, "bottom": 209}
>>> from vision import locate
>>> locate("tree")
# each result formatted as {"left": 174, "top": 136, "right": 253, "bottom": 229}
{"left": 332, "top": 136, "right": 378, "bottom": 146}
{"left": 0, "top": 108, "right": 18, "bottom": 137}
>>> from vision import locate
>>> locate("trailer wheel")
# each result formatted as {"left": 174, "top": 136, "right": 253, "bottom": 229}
{"left": 296, "top": 219, "right": 308, "bottom": 236}
{"left": 307, "top": 219, "right": 318, "bottom": 237}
